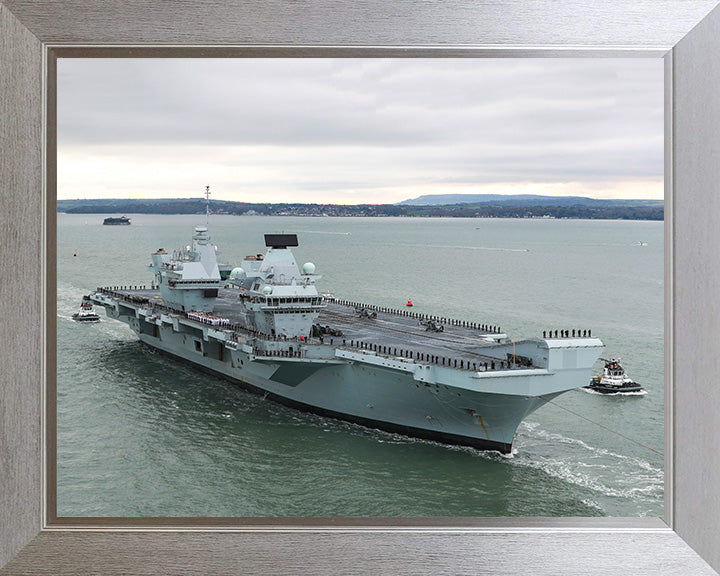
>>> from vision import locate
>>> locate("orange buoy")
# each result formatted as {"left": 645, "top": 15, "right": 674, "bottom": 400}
{"left": 406, "top": 299, "right": 413, "bottom": 307}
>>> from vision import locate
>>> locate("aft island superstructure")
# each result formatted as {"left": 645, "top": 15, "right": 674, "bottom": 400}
{"left": 89, "top": 225, "right": 603, "bottom": 453}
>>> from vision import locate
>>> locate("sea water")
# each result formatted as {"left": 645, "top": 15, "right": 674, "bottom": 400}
{"left": 57, "top": 214, "right": 663, "bottom": 517}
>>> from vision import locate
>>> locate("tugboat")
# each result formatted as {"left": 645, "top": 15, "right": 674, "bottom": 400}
{"left": 585, "top": 358, "right": 643, "bottom": 394}
{"left": 72, "top": 296, "right": 101, "bottom": 322}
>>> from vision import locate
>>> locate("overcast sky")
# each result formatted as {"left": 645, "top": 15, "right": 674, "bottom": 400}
{"left": 58, "top": 58, "right": 663, "bottom": 204}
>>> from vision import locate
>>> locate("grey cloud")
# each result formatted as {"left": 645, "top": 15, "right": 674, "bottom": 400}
{"left": 58, "top": 58, "right": 663, "bottom": 196}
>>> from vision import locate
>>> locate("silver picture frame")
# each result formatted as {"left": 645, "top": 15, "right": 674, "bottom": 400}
{"left": 2, "top": 1, "right": 720, "bottom": 574}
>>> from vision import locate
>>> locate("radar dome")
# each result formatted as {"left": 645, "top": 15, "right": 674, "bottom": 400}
{"left": 230, "top": 267, "right": 246, "bottom": 279}
{"left": 302, "top": 262, "right": 316, "bottom": 274}
{"left": 262, "top": 285, "right": 273, "bottom": 295}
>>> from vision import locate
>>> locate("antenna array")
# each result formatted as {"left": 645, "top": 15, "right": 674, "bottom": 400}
{"left": 205, "top": 185, "right": 210, "bottom": 227}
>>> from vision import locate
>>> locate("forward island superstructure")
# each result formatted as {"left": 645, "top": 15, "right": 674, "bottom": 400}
{"left": 88, "top": 223, "right": 603, "bottom": 453}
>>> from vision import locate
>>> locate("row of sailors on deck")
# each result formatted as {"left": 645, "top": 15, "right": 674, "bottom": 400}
{"left": 187, "top": 311, "right": 231, "bottom": 327}
{"left": 543, "top": 329, "right": 592, "bottom": 339}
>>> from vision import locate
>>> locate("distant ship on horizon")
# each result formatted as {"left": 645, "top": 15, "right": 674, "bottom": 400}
{"left": 103, "top": 215, "right": 131, "bottom": 225}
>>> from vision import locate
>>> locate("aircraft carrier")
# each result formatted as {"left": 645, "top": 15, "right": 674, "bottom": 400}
{"left": 87, "top": 212, "right": 603, "bottom": 453}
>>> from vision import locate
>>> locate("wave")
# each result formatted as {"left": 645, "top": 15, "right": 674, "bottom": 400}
{"left": 57, "top": 283, "right": 90, "bottom": 302}
{"left": 581, "top": 387, "right": 648, "bottom": 396}
{"left": 302, "top": 231, "right": 351, "bottom": 235}
{"left": 394, "top": 242, "right": 529, "bottom": 253}
{"left": 510, "top": 422, "right": 664, "bottom": 501}
{"left": 581, "top": 498, "right": 605, "bottom": 513}
{"left": 522, "top": 423, "right": 659, "bottom": 464}
{"left": 513, "top": 457, "right": 662, "bottom": 500}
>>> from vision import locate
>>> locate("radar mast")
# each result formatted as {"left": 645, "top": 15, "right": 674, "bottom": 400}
{"left": 205, "top": 185, "right": 211, "bottom": 227}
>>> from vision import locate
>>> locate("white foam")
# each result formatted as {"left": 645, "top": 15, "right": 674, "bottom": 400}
{"left": 581, "top": 498, "right": 605, "bottom": 513}
{"left": 511, "top": 453, "right": 662, "bottom": 500}
{"left": 512, "top": 423, "right": 664, "bottom": 500}
{"left": 396, "top": 242, "right": 528, "bottom": 253}
{"left": 522, "top": 422, "right": 659, "bottom": 465}
{"left": 581, "top": 387, "right": 648, "bottom": 396}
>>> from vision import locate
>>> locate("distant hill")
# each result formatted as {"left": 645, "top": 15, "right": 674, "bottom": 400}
{"left": 56, "top": 197, "right": 663, "bottom": 220}
{"left": 397, "top": 193, "right": 663, "bottom": 207}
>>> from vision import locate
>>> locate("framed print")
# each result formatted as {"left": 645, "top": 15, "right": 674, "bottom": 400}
{"left": 54, "top": 57, "right": 664, "bottom": 521}
{"left": 2, "top": 1, "right": 720, "bottom": 574}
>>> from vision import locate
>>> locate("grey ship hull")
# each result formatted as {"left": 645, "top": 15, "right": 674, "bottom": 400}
{"left": 137, "top": 331, "right": 562, "bottom": 453}
{"left": 91, "top": 287, "right": 603, "bottom": 453}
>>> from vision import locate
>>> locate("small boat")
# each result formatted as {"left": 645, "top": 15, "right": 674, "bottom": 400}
{"left": 585, "top": 358, "right": 642, "bottom": 393}
{"left": 103, "top": 215, "right": 131, "bottom": 225}
{"left": 72, "top": 297, "right": 101, "bottom": 322}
